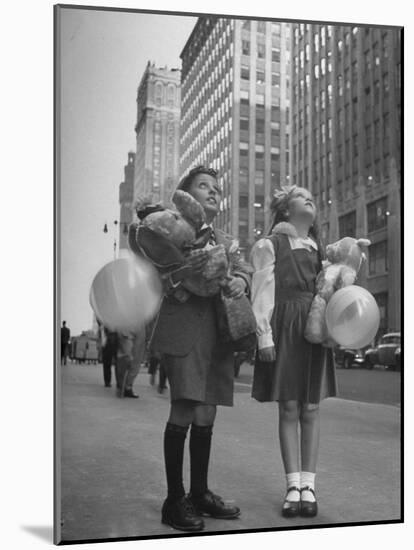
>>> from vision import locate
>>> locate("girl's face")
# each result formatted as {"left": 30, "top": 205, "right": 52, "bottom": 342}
{"left": 187, "top": 173, "right": 222, "bottom": 220}
{"left": 287, "top": 187, "right": 316, "bottom": 224}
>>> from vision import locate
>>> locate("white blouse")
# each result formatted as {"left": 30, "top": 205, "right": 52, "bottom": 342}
{"left": 250, "top": 235, "right": 318, "bottom": 350}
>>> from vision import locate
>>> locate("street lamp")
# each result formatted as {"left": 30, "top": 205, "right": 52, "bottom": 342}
{"left": 103, "top": 220, "right": 129, "bottom": 260}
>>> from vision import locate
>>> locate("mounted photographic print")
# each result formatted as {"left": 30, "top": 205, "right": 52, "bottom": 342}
{"left": 55, "top": 3, "right": 403, "bottom": 545}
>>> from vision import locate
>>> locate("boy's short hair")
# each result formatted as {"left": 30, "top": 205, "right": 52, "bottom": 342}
{"left": 177, "top": 165, "right": 218, "bottom": 192}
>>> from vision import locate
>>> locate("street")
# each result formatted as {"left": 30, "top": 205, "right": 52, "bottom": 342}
{"left": 59, "top": 362, "right": 401, "bottom": 543}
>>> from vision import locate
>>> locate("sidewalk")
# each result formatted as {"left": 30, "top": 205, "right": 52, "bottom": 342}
{"left": 58, "top": 363, "right": 401, "bottom": 543}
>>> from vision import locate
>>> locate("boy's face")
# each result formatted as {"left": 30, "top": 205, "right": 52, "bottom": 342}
{"left": 187, "top": 173, "right": 222, "bottom": 220}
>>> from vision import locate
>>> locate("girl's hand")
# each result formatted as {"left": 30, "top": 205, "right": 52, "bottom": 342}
{"left": 259, "top": 346, "right": 276, "bottom": 362}
{"left": 220, "top": 276, "right": 246, "bottom": 299}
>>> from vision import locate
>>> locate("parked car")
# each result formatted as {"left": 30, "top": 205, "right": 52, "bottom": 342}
{"left": 334, "top": 347, "right": 366, "bottom": 369}
{"left": 365, "top": 332, "right": 401, "bottom": 371}
{"left": 395, "top": 346, "right": 401, "bottom": 371}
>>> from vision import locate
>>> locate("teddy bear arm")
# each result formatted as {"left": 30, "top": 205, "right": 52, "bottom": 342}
{"left": 337, "top": 266, "right": 357, "bottom": 289}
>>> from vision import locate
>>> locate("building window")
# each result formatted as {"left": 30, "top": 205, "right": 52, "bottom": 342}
{"left": 374, "top": 292, "right": 388, "bottom": 332}
{"left": 255, "top": 144, "right": 265, "bottom": 159}
{"left": 257, "top": 43, "right": 266, "bottom": 59}
{"left": 383, "top": 72, "right": 390, "bottom": 98}
{"left": 337, "top": 74, "right": 343, "bottom": 96}
{"left": 255, "top": 169, "right": 265, "bottom": 185}
{"left": 339, "top": 211, "right": 356, "bottom": 238}
{"left": 239, "top": 167, "right": 248, "bottom": 184}
{"left": 367, "top": 197, "right": 388, "bottom": 232}
{"left": 364, "top": 50, "right": 371, "bottom": 71}
{"left": 257, "top": 20, "right": 266, "bottom": 33}
{"left": 256, "top": 70, "right": 265, "bottom": 84}
{"left": 374, "top": 80, "right": 380, "bottom": 104}
{"left": 256, "top": 118, "right": 265, "bottom": 133}
{"left": 241, "top": 66, "right": 250, "bottom": 80}
{"left": 369, "top": 241, "right": 388, "bottom": 275}
{"left": 272, "top": 48, "right": 280, "bottom": 62}
{"left": 242, "top": 40, "right": 250, "bottom": 55}
{"left": 240, "top": 90, "right": 249, "bottom": 106}
{"left": 239, "top": 195, "right": 249, "bottom": 208}
{"left": 272, "top": 72, "right": 280, "bottom": 86}
{"left": 240, "top": 116, "right": 249, "bottom": 131}
{"left": 271, "top": 22, "right": 281, "bottom": 34}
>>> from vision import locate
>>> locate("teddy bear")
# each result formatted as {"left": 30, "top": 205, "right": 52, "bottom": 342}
{"left": 304, "top": 236, "right": 371, "bottom": 345}
{"left": 127, "top": 189, "right": 229, "bottom": 297}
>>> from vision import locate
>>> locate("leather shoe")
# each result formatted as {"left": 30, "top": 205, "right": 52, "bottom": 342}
{"left": 189, "top": 490, "right": 240, "bottom": 519}
{"left": 161, "top": 496, "right": 204, "bottom": 532}
{"left": 300, "top": 486, "right": 318, "bottom": 517}
{"left": 281, "top": 487, "right": 301, "bottom": 518}
{"left": 123, "top": 388, "right": 139, "bottom": 398}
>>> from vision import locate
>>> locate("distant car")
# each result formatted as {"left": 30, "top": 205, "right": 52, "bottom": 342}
{"left": 334, "top": 347, "right": 366, "bottom": 369}
{"left": 365, "top": 332, "right": 401, "bottom": 371}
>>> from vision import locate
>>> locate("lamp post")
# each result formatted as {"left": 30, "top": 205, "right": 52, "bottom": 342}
{"left": 103, "top": 220, "right": 129, "bottom": 260}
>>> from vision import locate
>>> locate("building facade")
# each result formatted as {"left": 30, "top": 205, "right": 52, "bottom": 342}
{"left": 134, "top": 62, "right": 181, "bottom": 207}
{"left": 118, "top": 151, "right": 135, "bottom": 253}
{"left": 290, "top": 23, "right": 402, "bottom": 334}
{"left": 180, "top": 17, "right": 291, "bottom": 254}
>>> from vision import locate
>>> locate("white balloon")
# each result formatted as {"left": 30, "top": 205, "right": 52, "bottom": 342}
{"left": 89, "top": 254, "right": 162, "bottom": 332}
{"left": 326, "top": 285, "right": 380, "bottom": 349}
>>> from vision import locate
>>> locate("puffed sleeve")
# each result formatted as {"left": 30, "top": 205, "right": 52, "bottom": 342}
{"left": 250, "top": 238, "right": 276, "bottom": 350}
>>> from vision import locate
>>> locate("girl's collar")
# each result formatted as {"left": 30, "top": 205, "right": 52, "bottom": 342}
{"left": 272, "top": 222, "right": 317, "bottom": 249}
{"left": 272, "top": 221, "right": 301, "bottom": 238}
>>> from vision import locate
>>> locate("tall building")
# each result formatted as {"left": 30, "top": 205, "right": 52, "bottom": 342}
{"left": 118, "top": 151, "right": 135, "bottom": 253}
{"left": 290, "top": 23, "right": 402, "bottom": 334}
{"left": 180, "top": 17, "right": 291, "bottom": 254}
{"left": 134, "top": 62, "right": 181, "bottom": 207}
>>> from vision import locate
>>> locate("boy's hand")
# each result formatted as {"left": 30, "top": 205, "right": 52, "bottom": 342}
{"left": 168, "top": 250, "right": 209, "bottom": 285}
{"left": 184, "top": 249, "right": 209, "bottom": 274}
{"left": 220, "top": 276, "right": 246, "bottom": 299}
{"left": 258, "top": 346, "right": 276, "bottom": 362}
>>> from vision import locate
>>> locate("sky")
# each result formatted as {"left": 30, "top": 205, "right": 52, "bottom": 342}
{"left": 59, "top": 8, "right": 197, "bottom": 334}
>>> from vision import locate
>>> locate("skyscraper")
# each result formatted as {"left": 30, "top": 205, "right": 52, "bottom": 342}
{"left": 290, "top": 23, "right": 402, "bottom": 333}
{"left": 134, "top": 62, "right": 181, "bottom": 208}
{"left": 180, "top": 17, "right": 291, "bottom": 254}
{"left": 118, "top": 151, "right": 135, "bottom": 254}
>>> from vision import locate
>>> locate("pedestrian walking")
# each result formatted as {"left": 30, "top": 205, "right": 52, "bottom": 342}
{"left": 149, "top": 166, "right": 252, "bottom": 532}
{"left": 61, "top": 321, "right": 71, "bottom": 365}
{"left": 116, "top": 328, "right": 146, "bottom": 398}
{"left": 250, "top": 185, "right": 337, "bottom": 518}
{"left": 100, "top": 327, "right": 118, "bottom": 388}
{"left": 148, "top": 351, "right": 168, "bottom": 394}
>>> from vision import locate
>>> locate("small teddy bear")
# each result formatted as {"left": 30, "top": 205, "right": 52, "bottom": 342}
{"left": 304, "top": 236, "right": 371, "bottom": 345}
{"left": 128, "top": 190, "right": 229, "bottom": 297}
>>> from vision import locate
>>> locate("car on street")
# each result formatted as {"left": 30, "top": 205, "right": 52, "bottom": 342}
{"left": 334, "top": 347, "right": 367, "bottom": 369}
{"left": 365, "top": 332, "right": 401, "bottom": 371}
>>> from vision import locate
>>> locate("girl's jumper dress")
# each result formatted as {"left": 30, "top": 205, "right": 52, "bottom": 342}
{"left": 251, "top": 223, "right": 337, "bottom": 404}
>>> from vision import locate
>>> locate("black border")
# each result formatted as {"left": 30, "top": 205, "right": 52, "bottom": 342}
{"left": 54, "top": 3, "right": 404, "bottom": 545}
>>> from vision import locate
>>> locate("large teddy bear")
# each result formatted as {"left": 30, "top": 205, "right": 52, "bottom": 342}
{"left": 128, "top": 190, "right": 231, "bottom": 297}
{"left": 304, "top": 236, "right": 371, "bottom": 345}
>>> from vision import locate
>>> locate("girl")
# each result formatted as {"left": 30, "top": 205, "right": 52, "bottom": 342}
{"left": 150, "top": 166, "right": 252, "bottom": 532}
{"left": 250, "top": 185, "right": 337, "bottom": 518}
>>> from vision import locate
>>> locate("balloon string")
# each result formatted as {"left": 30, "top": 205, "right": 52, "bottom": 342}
{"left": 145, "top": 294, "right": 165, "bottom": 351}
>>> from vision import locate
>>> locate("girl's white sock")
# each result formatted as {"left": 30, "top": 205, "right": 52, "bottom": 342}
{"left": 286, "top": 472, "right": 301, "bottom": 502}
{"left": 300, "top": 471, "right": 316, "bottom": 502}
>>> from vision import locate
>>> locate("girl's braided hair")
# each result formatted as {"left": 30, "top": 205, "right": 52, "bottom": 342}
{"left": 177, "top": 165, "right": 219, "bottom": 192}
{"left": 268, "top": 185, "right": 325, "bottom": 261}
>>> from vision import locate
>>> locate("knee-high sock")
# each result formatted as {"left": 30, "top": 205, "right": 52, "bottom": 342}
{"left": 189, "top": 424, "right": 213, "bottom": 497}
{"left": 164, "top": 422, "right": 188, "bottom": 501}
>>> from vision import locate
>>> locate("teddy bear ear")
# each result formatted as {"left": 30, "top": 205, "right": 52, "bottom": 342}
{"left": 172, "top": 190, "right": 206, "bottom": 229}
{"left": 356, "top": 238, "right": 371, "bottom": 248}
